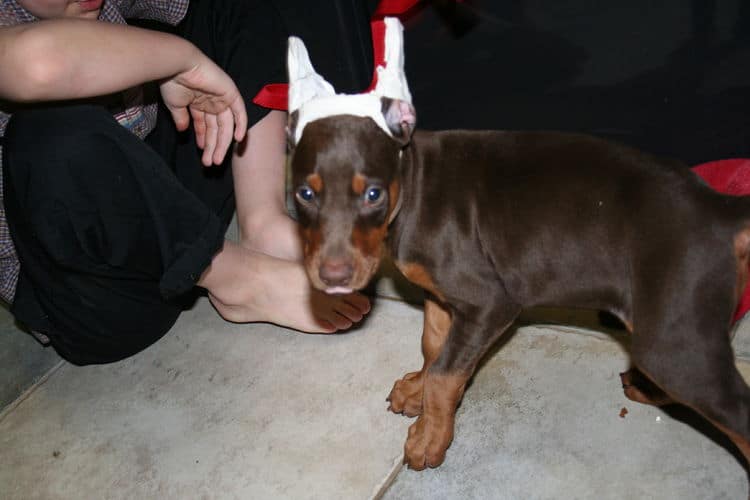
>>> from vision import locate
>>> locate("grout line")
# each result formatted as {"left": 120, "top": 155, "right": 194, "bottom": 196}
{"left": 0, "top": 360, "right": 66, "bottom": 423}
{"left": 370, "top": 453, "right": 406, "bottom": 500}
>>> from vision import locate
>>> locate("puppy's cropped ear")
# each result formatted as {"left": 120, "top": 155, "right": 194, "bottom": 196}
{"left": 286, "top": 110, "right": 300, "bottom": 151}
{"left": 381, "top": 97, "right": 416, "bottom": 146}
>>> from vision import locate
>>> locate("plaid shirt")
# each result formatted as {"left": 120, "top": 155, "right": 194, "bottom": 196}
{"left": 0, "top": 0, "right": 188, "bottom": 303}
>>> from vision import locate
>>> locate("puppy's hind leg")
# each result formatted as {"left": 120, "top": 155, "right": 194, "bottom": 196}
{"left": 620, "top": 367, "right": 674, "bottom": 407}
{"left": 630, "top": 315, "right": 750, "bottom": 482}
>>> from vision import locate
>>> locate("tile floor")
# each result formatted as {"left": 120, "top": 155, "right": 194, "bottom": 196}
{"left": 1, "top": 276, "right": 749, "bottom": 499}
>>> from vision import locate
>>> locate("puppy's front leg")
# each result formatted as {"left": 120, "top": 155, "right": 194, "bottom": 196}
{"left": 404, "top": 303, "right": 520, "bottom": 470}
{"left": 388, "top": 298, "right": 451, "bottom": 417}
{"left": 404, "top": 368, "right": 470, "bottom": 470}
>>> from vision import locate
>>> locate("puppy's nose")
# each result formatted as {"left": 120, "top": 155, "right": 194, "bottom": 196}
{"left": 319, "top": 257, "right": 354, "bottom": 286}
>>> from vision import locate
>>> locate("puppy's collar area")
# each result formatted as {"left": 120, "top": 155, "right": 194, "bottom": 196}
{"left": 387, "top": 187, "right": 403, "bottom": 225}
{"left": 387, "top": 150, "right": 405, "bottom": 225}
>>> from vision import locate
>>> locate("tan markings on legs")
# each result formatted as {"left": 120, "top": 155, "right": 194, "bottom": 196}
{"left": 404, "top": 371, "right": 470, "bottom": 470}
{"left": 422, "top": 300, "right": 452, "bottom": 363}
{"left": 395, "top": 261, "right": 446, "bottom": 303}
{"left": 629, "top": 363, "right": 750, "bottom": 474}
{"left": 388, "top": 299, "right": 451, "bottom": 416}
{"left": 619, "top": 368, "right": 674, "bottom": 406}
{"left": 713, "top": 421, "right": 750, "bottom": 471}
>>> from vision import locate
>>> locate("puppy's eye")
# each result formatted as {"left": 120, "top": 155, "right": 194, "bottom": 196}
{"left": 364, "top": 186, "right": 384, "bottom": 205}
{"left": 296, "top": 186, "right": 315, "bottom": 203}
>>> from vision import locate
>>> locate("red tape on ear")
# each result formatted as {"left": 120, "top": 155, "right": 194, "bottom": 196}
{"left": 253, "top": 0, "right": 421, "bottom": 111}
{"left": 364, "top": 19, "right": 387, "bottom": 93}
{"left": 692, "top": 158, "right": 750, "bottom": 323}
{"left": 373, "top": 0, "right": 421, "bottom": 18}
{"left": 251, "top": 83, "right": 289, "bottom": 111}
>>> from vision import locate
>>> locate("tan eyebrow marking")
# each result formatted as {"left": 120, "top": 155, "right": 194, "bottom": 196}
{"left": 352, "top": 173, "right": 366, "bottom": 195}
{"left": 307, "top": 173, "right": 323, "bottom": 192}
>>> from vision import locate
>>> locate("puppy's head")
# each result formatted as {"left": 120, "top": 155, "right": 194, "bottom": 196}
{"left": 289, "top": 98, "right": 416, "bottom": 294}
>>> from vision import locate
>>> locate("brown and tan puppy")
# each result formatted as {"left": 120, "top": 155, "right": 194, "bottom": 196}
{"left": 288, "top": 97, "right": 750, "bottom": 491}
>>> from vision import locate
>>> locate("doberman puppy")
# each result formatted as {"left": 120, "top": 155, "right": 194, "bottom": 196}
{"left": 288, "top": 98, "right": 750, "bottom": 482}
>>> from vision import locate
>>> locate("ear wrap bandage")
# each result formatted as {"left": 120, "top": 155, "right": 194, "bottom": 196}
{"left": 287, "top": 17, "right": 412, "bottom": 144}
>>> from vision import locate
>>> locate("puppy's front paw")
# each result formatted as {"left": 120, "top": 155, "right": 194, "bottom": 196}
{"left": 387, "top": 371, "right": 424, "bottom": 417}
{"left": 403, "top": 414, "right": 453, "bottom": 470}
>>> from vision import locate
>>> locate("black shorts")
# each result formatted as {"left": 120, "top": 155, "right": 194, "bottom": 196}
{"left": 2, "top": 0, "right": 374, "bottom": 365}
{"left": 180, "top": 0, "right": 375, "bottom": 123}
{"left": 3, "top": 105, "right": 228, "bottom": 365}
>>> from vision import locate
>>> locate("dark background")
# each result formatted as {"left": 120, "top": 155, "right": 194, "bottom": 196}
{"left": 389, "top": 0, "right": 750, "bottom": 165}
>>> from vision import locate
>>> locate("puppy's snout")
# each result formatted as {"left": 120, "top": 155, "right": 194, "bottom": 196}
{"left": 319, "top": 257, "right": 354, "bottom": 287}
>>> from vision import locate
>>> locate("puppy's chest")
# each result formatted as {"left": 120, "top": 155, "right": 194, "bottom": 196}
{"left": 391, "top": 259, "right": 443, "bottom": 300}
{"left": 389, "top": 220, "right": 496, "bottom": 305}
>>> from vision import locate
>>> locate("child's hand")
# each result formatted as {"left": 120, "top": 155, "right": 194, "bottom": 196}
{"left": 160, "top": 55, "right": 248, "bottom": 166}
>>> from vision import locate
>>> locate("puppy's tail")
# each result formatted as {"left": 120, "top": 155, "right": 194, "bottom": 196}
{"left": 694, "top": 157, "right": 750, "bottom": 324}
{"left": 726, "top": 197, "right": 750, "bottom": 324}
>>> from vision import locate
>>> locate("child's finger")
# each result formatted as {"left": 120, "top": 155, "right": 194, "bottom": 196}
{"left": 212, "top": 109, "right": 233, "bottom": 165}
{"left": 190, "top": 107, "right": 207, "bottom": 150}
{"left": 201, "top": 113, "right": 219, "bottom": 166}
{"left": 231, "top": 95, "right": 248, "bottom": 142}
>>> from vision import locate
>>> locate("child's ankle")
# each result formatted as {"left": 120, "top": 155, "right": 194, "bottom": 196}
{"left": 238, "top": 211, "right": 302, "bottom": 260}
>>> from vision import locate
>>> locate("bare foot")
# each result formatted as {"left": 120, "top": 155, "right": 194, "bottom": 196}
{"left": 225, "top": 109, "right": 371, "bottom": 331}
{"left": 200, "top": 241, "right": 370, "bottom": 332}
{"left": 239, "top": 211, "right": 302, "bottom": 262}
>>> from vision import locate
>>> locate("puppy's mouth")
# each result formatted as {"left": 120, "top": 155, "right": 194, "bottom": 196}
{"left": 304, "top": 251, "right": 381, "bottom": 295}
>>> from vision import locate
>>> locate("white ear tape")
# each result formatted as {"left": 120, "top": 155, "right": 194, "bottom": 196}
{"left": 287, "top": 37, "right": 336, "bottom": 114}
{"left": 373, "top": 17, "right": 412, "bottom": 104}
{"left": 287, "top": 17, "right": 412, "bottom": 143}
